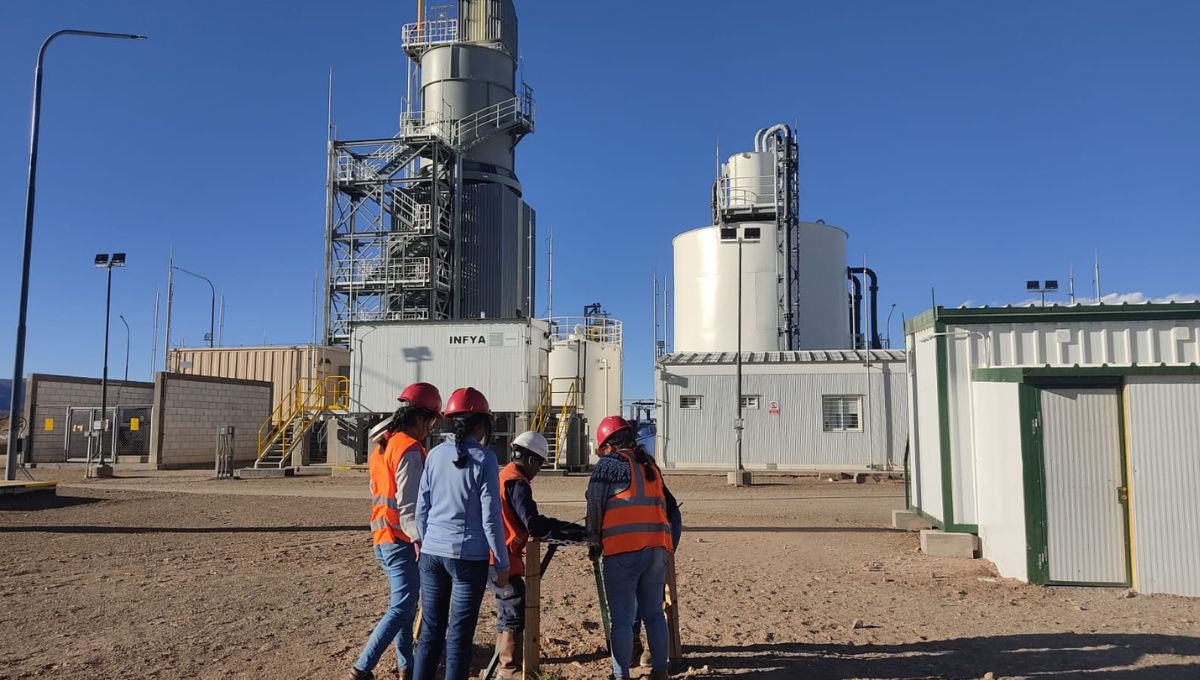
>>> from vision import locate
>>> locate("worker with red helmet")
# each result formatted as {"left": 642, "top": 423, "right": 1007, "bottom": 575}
{"left": 349, "top": 383, "right": 443, "bottom": 680}
{"left": 587, "top": 416, "right": 680, "bottom": 680}
{"left": 413, "top": 387, "right": 509, "bottom": 680}
{"left": 489, "top": 431, "right": 589, "bottom": 679}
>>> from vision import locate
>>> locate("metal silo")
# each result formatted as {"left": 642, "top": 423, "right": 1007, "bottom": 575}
{"left": 672, "top": 126, "right": 852, "bottom": 353}
{"left": 324, "top": 0, "right": 537, "bottom": 345}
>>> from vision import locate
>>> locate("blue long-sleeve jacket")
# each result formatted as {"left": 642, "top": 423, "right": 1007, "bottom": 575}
{"left": 417, "top": 435, "right": 509, "bottom": 570}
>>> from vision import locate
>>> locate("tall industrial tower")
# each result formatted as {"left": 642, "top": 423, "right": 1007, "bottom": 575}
{"left": 324, "top": 0, "right": 537, "bottom": 345}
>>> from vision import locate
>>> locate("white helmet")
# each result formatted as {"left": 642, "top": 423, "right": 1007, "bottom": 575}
{"left": 511, "top": 431, "right": 549, "bottom": 461}
{"left": 368, "top": 418, "right": 391, "bottom": 445}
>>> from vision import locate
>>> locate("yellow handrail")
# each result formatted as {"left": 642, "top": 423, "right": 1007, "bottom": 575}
{"left": 256, "top": 376, "right": 351, "bottom": 466}
{"left": 553, "top": 382, "right": 579, "bottom": 467}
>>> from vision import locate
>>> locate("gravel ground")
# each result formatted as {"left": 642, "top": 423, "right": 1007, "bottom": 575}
{"left": 1, "top": 470, "right": 1198, "bottom": 679}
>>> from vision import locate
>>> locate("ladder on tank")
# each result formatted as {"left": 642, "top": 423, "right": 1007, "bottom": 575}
{"left": 532, "top": 377, "right": 580, "bottom": 470}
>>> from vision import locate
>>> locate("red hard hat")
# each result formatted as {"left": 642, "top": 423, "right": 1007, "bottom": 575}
{"left": 398, "top": 382, "right": 442, "bottom": 415}
{"left": 596, "top": 415, "right": 633, "bottom": 449}
{"left": 444, "top": 387, "right": 494, "bottom": 420}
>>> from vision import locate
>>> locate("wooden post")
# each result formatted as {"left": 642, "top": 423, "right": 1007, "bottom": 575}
{"left": 523, "top": 539, "right": 542, "bottom": 676}
{"left": 664, "top": 553, "right": 683, "bottom": 663}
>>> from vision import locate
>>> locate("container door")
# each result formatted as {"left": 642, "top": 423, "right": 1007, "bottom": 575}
{"left": 1040, "top": 387, "right": 1129, "bottom": 586}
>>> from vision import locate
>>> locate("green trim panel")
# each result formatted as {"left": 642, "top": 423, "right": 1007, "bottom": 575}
{"left": 921, "top": 302, "right": 1200, "bottom": 326}
{"left": 974, "top": 366, "right": 1200, "bottom": 383}
{"left": 934, "top": 321, "right": 957, "bottom": 529}
{"left": 1019, "top": 383, "right": 1049, "bottom": 585}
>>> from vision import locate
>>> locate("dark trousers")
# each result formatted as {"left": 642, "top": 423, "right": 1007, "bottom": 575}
{"left": 493, "top": 574, "right": 526, "bottom": 633}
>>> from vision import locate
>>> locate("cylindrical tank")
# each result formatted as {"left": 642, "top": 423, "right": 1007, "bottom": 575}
{"left": 796, "top": 221, "right": 851, "bottom": 349}
{"left": 724, "top": 152, "right": 775, "bottom": 210}
{"left": 420, "top": 43, "right": 517, "bottom": 170}
{"left": 672, "top": 223, "right": 783, "bottom": 353}
{"left": 672, "top": 220, "right": 851, "bottom": 352}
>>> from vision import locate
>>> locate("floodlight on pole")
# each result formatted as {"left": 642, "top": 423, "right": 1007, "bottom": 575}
{"left": 5, "top": 29, "right": 147, "bottom": 482}
{"left": 1026, "top": 279, "right": 1059, "bottom": 307}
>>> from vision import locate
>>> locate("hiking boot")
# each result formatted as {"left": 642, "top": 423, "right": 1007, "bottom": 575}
{"left": 495, "top": 630, "right": 522, "bottom": 679}
{"left": 649, "top": 671, "right": 670, "bottom": 680}
{"left": 348, "top": 668, "right": 373, "bottom": 680}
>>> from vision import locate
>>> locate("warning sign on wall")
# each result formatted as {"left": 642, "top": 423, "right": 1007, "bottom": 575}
{"left": 768, "top": 401, "right": 780, "bottom": 415}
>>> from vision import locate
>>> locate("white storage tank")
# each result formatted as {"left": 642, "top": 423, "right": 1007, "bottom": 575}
{"left": 724, "top": 152, "right": 775, "bottom": 210}
{"left": 672, "top": 223, "right": 782, "bottom": 353}
{"left": 796, "top": 220, "right": 852, "bottom": 349}
{"left": 546, "top": 316, "right": 623, "bottom": 456}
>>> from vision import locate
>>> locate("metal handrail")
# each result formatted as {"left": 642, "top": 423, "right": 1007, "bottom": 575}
{"left": 255, "top": 376, "right": 349, "bottom": 467}
{"left": 552, "top": 382, "right": 579, "bottom": 468}
{"left": 452, "top": 91, "right": 535, "bottom": 151}
{"left": 402, "top": 18, "right": 458, "bottom": 51}
{"left": 543, "top": 316, "right": 623, "bottom": 345}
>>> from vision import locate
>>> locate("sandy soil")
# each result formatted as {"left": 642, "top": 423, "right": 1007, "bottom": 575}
{"left": 1, "top": 470, "right": 1198, "bottom": 680}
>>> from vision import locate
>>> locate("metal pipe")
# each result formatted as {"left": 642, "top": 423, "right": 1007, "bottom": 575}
{"left": 5, "top": 29, "right": 146, "bottom": 482}
{"left": 163, "top": 251, "right": 174, "bottom": 370}
{"left": 735, "top": 237, "right": 744, "bottom": 483}
{"left": 119, "top": 315, "right": 130, "bottom": 382}
{"left": 847, "top": 271, "right": 863, "bottom": 349}
{"left": 172, "top": 265, "right": 216, "bottom": 348}
{"left": 99, "top": 264, "right": 113, "bottom": 470}
{"left": 849, "top": 266, "right": 881, "bottom": 350}
{"left": 150, "top": 284, "right": 159, "bottom": 379}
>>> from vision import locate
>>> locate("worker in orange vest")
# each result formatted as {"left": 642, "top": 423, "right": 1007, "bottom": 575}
{"left": 350, "top": 382, "right": 442, "bottom": 680}
{"left": 490, "top": 431, "right": 588, "bottom": 679}
{"left": 587, "top": 416, "right": 678, "bottom": 680}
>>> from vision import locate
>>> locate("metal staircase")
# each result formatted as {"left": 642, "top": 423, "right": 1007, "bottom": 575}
{"left": 255, "top": 376, "right": 350, "bottom": 469}
{"left": 532, "top": 377, "right": 580, "bottom": 470}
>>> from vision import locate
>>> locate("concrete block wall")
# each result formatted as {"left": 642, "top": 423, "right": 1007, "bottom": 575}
{"left": 22, "top": 374, "right": 154, "bottom": 464}
{"left": 150, "top": 373, "right": 272, "bottom": 469}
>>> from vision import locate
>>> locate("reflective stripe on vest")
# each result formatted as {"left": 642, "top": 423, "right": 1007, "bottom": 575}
{"left": 496, "top": 462, "right": 530, "bottom": 576}
{"left": 369, "top": 432, "right": 424, "bottom": 546}
{"left": 600, "top": 449, "right": 673, "bottom": 557}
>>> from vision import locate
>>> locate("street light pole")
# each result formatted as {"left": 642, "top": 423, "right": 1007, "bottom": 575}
{"left": 99, "top": 264, "right": 114, "bottom": 471}
{"left": 4, "top": 30, "right": 146, "bottom": 482}
{"left": 734, "top": 236, "right": 745, "bottom": 487}
{"left": 172, "top": 266, "right": 216, "bottom": 348}
{"left": 119, "top": 315, "right": 130, "bottom": 382}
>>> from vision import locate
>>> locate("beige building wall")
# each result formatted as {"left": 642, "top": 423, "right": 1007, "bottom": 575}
{"left": 149, "top": 373, "right": 272, "bottom": 469}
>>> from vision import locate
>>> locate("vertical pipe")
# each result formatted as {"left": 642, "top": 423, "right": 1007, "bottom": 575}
{"left": 652, "top": 269, "right": 658, "bottom": 362}
{"left": 664, "top": 279, "right": 671, "bottom": 354}
{"left": 100, "top": 265, "right": 113, "bottom": 468}
{"left": 150, "top": 284, "right": 160, "bottom": 380}
{"left": 163, "top": 251, "right": 174, "bottom": 371}
{"left": 218, "top": 291, "right": 225, "bottom": 347}
{"left": 735, "top": 237, "right": 744, "bottom": 483}
{"left": 546, "top": 228, "right": 553, "bottom": 319}
{"left": 1094, "top": 250, "right": 1102, "bottom": 303}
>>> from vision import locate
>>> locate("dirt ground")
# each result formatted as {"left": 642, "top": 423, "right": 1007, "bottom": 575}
{"left": 1, "top": 469, "right": 1198, "bottom": 680}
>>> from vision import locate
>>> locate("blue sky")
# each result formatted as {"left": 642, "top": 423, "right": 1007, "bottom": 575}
{"left": 2, "top": 1, "right": 1198, "bottom": 399}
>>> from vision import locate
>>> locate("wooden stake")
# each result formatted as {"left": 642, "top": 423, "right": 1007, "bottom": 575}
{"left": 523, "top": 539, "right": 542, "bottom": 676}
{"left": 664, "top": 552, "right": 683, "bottom": 662}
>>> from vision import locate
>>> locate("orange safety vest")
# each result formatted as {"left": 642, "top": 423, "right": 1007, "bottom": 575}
{"left": 600, "top": 449, "right": 673, "bottom": 557}
{"left": 498, "top": 462, "right": 531, "bottom": 577}
{"left": 369, "top": 431, "right": 426, "bottom": 546}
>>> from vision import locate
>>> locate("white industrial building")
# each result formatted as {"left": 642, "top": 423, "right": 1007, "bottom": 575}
{"left": 905, "top": 303, "right": 1200, "bottom": 597}
{"left": 655, "top": 350, "right": 906, "bottom": 471}
{"left": 654, "top": 124, "right": 906, "bottom": 473}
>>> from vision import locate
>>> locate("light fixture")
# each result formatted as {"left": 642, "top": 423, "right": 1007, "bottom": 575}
{"left": 94, "top": 253, "right": 110, "bottom": 267}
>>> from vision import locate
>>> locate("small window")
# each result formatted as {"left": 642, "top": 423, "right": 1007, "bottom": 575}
{"left": 822, "top": 395, "right": 862, "bottom": 432}
{"left": 741, "top": 395, "right": 760, "bottom": 409}
{"left": 680, "top": 395, "right": 702, "bottom": 410}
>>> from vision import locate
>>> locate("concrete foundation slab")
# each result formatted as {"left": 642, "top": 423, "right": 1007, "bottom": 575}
{"left": 892, "top": 509, "right": 934, "bottom": 531}
{"left": 0, "top": 480, "right": 57, "bottom": 496}
{"left": 235, "top": 467, "right": 295, "bottom": 480}
{"left": 920, "top": 529, "right": 980, "bottom": 558}
{"left": 727, "top": 470, "right": 753, "bottom": 486}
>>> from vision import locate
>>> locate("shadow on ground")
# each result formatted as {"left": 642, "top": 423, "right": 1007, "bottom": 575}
{"left": 0, "top": 493, "right": 102, "bottom": 512}
{"left": 680, "top": 633, "right": 1200, "bottom": 679}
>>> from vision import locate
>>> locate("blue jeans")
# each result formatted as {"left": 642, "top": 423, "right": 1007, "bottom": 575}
{"left": 354, "top": 541, "right": 419, "bottom": 673}
{"left": 603, "top": 547, "right": 669, "bottom": 678}
{"left": 414, "top": 553, "right": 489, "bottom": 680}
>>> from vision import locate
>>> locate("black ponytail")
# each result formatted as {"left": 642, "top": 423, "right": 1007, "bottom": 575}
{"left": 451, "top": 413, "right": 492, "bottom": 469}
{"left": 376, "top": 404, "right": 437, "bottom": 448}
{"left": 608, "top": 429, "right": 656, "bottom": 482}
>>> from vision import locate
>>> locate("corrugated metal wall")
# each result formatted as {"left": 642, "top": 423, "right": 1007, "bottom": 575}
{"left": 352, "top": 320, "right": 547, "bottom": 414}
{"left": 1126, "top": 376, "right": 1200, "bottom": 597}
{"left": 1040, "top": 388, "right": 1128, "bottom": 584}
{"left": 948, "top": 320, "right": 1200, "bottom": 369}
{"left": 657, "top": 362, "right": 906, "bottom": 470}
{"left": 168, "top": 345, "right": 349, "bottom": 413}
{"left": 460, "top": 184, "right": 535, "bottom": 320}
{"left": 910, "top": 329, "right": 943, "bottom": 520}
